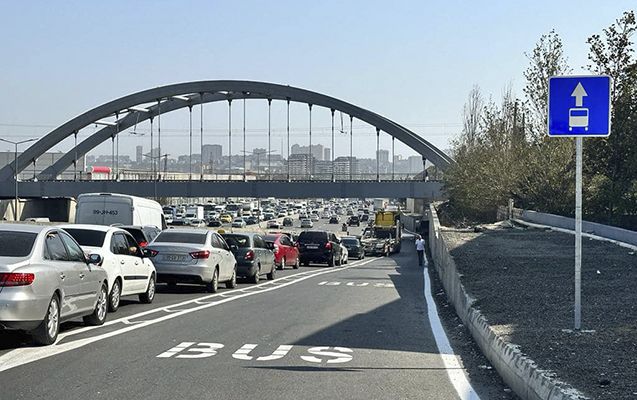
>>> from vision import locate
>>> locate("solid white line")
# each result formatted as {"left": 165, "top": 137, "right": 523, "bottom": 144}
{"left": 0, "top": 258, "right": 376, "bottom": 373}
{"left": 422, "top": 252, "right": 481, "bottom": 400}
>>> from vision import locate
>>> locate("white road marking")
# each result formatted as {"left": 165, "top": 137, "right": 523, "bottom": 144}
{"left": 300, "top": 347, "right": 353, "bottom": 364}
{"left": 0, "top": 258, "right": 376, "bottom": 373}
{"left": 156, "top": 342, "right": 195, "bottom": 358}
{"left": 422, "top": 252, "right": 481, "bottom": 400}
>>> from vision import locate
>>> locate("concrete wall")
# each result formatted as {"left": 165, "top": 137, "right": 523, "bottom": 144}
{"left": 497, "top": 206, "right": 637, "bottom": 247}
{"left": 429, "top": 204, "right": 583, "bottom": 400}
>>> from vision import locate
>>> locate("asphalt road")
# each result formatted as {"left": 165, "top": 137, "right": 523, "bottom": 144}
{"left": 0, "top": 218, "right": 484, "bottom": 400}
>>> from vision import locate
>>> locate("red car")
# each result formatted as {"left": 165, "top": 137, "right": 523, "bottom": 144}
{"left": 264, "top": 233, "right": 300, "bottom": 270}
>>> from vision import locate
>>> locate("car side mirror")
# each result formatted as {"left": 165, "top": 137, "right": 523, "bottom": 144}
{"left": 141, "top": 248, "right": 153, "bottom": 258}
{"left": 87, "top": 253, "right": 102, "bottom": 265}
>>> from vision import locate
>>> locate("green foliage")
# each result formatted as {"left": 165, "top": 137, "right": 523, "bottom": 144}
{"left": 444, "top": 11, "right": 637, "bottom": 228}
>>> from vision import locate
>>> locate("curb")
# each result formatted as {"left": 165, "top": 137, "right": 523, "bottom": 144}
{"left": 428, "top": 204, "right": 585, "bottom": 400}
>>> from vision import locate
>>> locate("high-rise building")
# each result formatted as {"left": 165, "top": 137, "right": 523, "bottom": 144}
{"left": 333, "top": 156, "right": 359, "bottom": 179}
{"left": 136, "top": 145, "right": 143, "bottom": 164}
{"left": 376, "top": 149, "right": 389, "bottom": 164}
{"left": 290, "top": 143, "right": 323, "bottom": 161}
{"left": 408, "top": 155, "right": 422, "bottom": 174}
{"left": 288, "top": 154, "right": 312, "bottom": 178}
{"left": 324, "top": 148, "right": 331, "bottom": 162}
{"left": 202, "top": 144, "right": 223, "bottom": 165}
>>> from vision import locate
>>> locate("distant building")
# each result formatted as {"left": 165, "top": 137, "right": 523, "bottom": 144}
{"left": 202, "top": 144, "right": 222, "bottom": 165}
{"left": 288, "top": 153, "right": 312, "bottom": 178}
{"left": 291, "top": 143, "right": 324, "bottom": 161}
{"left": 408, "top": 155, "right": 422, "bottom": 174}
{"left": 136, "top": 145, "right": 143, "bottom": 164}
{"left": 333, "top": 156, "right": 359, "bottom": 179}
{"left": 377, "top": 149, "right": 389, "bottom": 164}
{"left": 0, "top": 151, "right": 85, "bottom": 180}
{"left": 324, "top": 148, "right": 331, "bottom": 162}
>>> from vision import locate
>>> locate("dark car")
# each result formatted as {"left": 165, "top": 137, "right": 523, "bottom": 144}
{"left": 297, "top": 230, "right": 343, "bottom": 267}
{"left": 245, "top": 216, "right": 259, "bottom": 225}
{"left": 329, "top": 216, "right": 340, "bottom": 224}
{"left": 340, "top": 236, "right": 365, "bottom": 260}
{"left": 221, "top": 233, "right": 276, "bottom": 283}
{"left": 207, "top": 218, "right": 222, "bottom": 227}
{"left": 347, "top": 216, "right": 360, "bottom": 226}
{"left": 120, "top": 225, "right": 162, "bottom": 247}
{"left": 360, "top": 214, "right": 369, "bottom": 222}
{"left": 282, "top": 217, "right": 294, "bottom": 227}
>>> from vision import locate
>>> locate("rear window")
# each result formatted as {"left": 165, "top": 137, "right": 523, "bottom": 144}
{"left": 222, "top": 234, "right": 251, "bottom": 248}
{"left": 298, "top": 231, "right": 327, "bottom": 243}
{"left": 341, "top": 238, "right": 359, "bottom": 245}
{"left": 0, "top": 231, "right": 37, "bottom": 257}
{"left": 62, "top": 229, "right": 107, "bottom": 247}
{"left": 264, "top": 235, "right": 278, "bottom": 242}
{"left": 154, "top": 231, "right": 207, "bottom": 245}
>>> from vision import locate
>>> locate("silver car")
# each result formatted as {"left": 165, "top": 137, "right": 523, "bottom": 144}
{"left": 0, "top": 224, "right": 108, "bottom": 345}
{"left": 146, "top": 229, "right": 237, "bottom": 293}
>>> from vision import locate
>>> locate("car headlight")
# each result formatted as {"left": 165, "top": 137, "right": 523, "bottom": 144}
{"left": 376, "top": 243, "right": 385, "bottom": 248}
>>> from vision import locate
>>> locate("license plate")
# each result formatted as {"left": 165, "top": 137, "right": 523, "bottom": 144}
{"left": 306, "top": 245, "right": 319, "bottom": 249}
{"left": 165, "top": 254, "right": 188, "bottom": 262}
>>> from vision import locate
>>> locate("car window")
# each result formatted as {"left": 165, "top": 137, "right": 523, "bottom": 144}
{"left": 0, "top": 231, "right": 37, "bottom": 257}
{"left": 154, "top": 231, "right": 207, "bottom": 245}
{"left": 222, "top": 234, "right": 251, "bottom": 248}
{"left": 146, "top": 228, "right": 160, "bottom": 241}
{"left": 122, "top": 228, "right": 145, "bottom": 244}
{"left": 110, "top": 233, "right": 129, "bottom": 255}
{"left": 253, "top": 235, "right": 266, "bottom": 249}
{"left": 123, "top": 233, "right": 141, "bottom": 256}
{"left": 281, "top": 236, "right": 292, "bottom": 246}
{"left": 215, "top": 234, "right": 230, "bottom": 250}
{"left": 63, "top": 228, "right": 106, "bottom": 247}
{"left": 44, "top": 231, "right": 69, "bottom": 261}
{"left": 58, "top": 231, "right": 86, "bottom": 262}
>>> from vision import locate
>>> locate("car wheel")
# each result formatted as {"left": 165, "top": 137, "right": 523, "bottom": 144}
{"left": 267, "top": 264, "right": 276, "bottom": 280}
{"left": 251, "top": 265, "right": 260, "bottom": 284}
{"left": 32, "top": 294, "right": 60, "bottom": 345}
{"left": 108, "top": 279, "right": 121, "bottom": 312}
{"left": 206, "top": 268, "right": 219, "bottom": 293}
{"left": 293, "top": 257, "right": 300, "bottom": 269}
{"left": 226, "top": 266, "right": 237, "bottom": 289}
{"left": 278, "top": 257, "right": 285, "bottom": 270}
{"left": 303, "top": 260, "right": 310, "bottom": 267}
{"left": 83, "top": 283, "right": 108, "bottom": 326}
{"left": 139, "top": 274, "right": 156, "bottom": 304}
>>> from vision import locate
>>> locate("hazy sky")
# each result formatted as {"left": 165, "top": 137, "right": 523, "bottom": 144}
{"left": 0, "top": 1, "right": 634, "bottom": 161}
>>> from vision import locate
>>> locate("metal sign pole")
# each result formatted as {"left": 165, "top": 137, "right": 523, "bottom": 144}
{"left": 574, "top": 137, "right": 582, "bottom": 330}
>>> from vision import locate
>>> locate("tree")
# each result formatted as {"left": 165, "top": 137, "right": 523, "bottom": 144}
{"left": 584, "top": 10, "right": 637, "bottom": 224}
{"left": 461, "top": 85, "right": 484, "bottom": 147}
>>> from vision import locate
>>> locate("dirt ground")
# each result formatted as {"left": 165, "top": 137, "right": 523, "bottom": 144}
{"left": 441, "top": 224, "right": 637, "bottom": 400}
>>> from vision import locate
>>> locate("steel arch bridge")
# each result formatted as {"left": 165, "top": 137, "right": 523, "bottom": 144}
{"left": 0, "top": 81, "right": 451, "bottom": 199}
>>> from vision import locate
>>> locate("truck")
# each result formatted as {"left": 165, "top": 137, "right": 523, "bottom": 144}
{"left": 75, "top": 193, "right": 166, "bottom": 229}
{"left": 373, "top": 198, "right": 388, "bottom": 211}
{"left": 361, "top": 209, "right": 402, "bottom": 256}
{"left": 185, "top": 205, "right": 204, "bottom": 222}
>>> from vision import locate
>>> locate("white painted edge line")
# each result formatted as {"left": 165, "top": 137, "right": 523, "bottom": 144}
{"left": 513, "top": 218, "right": 637, "bottom": 251}
{"left": 0, "top": 258, "right": 376, "bottom": 373}
{"left": 422, "top": 252, "right": 481, "bottom": 400}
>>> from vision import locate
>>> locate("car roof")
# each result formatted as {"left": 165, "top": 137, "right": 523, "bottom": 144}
{"left": 160, "top": 228, "right": 209, "bottom": 234}
{"left": 58, "top": 224, "right": 124, "bottom": 233}
{"left": 0, "top": 223, "right": 50, "bottom": 233}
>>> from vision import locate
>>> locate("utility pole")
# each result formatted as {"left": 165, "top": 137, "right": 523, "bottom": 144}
{"left": 0, "top": 137, "right": 38, "bottom": 221}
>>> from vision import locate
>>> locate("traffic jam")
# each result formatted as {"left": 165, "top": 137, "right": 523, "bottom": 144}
{"left": 0, "top": 193, "right": 402, "bottom": 346}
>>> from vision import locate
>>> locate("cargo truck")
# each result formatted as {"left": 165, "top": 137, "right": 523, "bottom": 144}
{"left": 361, "top": 209, "right": 402, "bottom": 256}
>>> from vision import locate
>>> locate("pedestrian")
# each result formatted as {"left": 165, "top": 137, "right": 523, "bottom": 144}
{"left": 415, "top": 234, "right": 425, "bottom": 266}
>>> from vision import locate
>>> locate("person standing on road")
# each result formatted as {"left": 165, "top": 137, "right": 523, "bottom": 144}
{"left": 415, "top": 235, "right": 425, "bottom": 266}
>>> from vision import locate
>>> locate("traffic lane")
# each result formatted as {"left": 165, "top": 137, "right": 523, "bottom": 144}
{"left": 0, "top": 262, "right": 317, "bottom": 354}
{"left": 0, "top": 248, "right": 463, "bottom": 399}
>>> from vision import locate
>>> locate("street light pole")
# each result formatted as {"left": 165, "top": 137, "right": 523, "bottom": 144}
{"left": 0, "top": 137, "right": 38, "bottom": 221}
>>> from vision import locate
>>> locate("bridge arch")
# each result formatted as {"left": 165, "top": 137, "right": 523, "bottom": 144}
{"left": 0, "top": 80, "right": 453, "bottom": 181}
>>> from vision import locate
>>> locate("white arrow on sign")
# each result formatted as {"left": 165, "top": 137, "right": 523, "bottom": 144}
{"left": 571, "top": 82, "right": 588, "bottom": 107}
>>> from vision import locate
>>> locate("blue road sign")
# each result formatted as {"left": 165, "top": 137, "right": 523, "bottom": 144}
{"left": 548, "top": 75, "right": 611, "bottom": 137}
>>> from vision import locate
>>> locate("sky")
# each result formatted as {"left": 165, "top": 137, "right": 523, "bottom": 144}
{"left": 0, "top": 1, "right": 634, "bottom": 161}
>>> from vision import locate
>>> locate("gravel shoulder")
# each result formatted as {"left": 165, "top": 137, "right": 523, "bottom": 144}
{"left": 441, "top": 224, "right": 637, "bottom": 400}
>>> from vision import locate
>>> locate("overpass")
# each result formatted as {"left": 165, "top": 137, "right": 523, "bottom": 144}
{"left": 0, "top": 80, "right": 452, "bottom": 199}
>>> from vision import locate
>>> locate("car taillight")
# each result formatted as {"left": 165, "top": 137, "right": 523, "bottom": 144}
{"left": 273, "top": 244, "right": 279, "bottom": 254}
{"left": 245, "top": 250, "right": 255, "bottom": 261}
{"left": 190, "top": 250, "right": 210, "bottom": 259}
{"left": 0, "top": 272, "right": 35, "bottom": 287}
{"left": 325, "top": 242, "right": 332, "bottom": 250}
{"left": 139, "top": 241, "right": 148, "bottom": 248}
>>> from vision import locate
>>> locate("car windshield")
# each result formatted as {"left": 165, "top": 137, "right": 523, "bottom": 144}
{"left": 222, "top": 234, "right": 251, "bottom": 248}
{"left": 154, "top": 232, "right": 207, "bottom": 244}
{"left": 0, "top": 231, "right": 37, "bottom": 257}
{"left": 62, "top": 229, "right": 107, "bottom": 247}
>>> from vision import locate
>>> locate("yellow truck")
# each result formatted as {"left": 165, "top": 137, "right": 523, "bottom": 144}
{"left": 361, "top": 209, "right": 402, "bottom": 256}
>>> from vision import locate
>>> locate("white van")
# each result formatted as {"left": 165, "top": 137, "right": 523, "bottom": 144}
{"left": 75, "top": 193, "right": 166, "bottom": 229}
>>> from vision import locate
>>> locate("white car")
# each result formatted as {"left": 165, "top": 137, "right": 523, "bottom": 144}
{"left": 60, "top": 224, "right": 157, "bottom": 312}
{"left": 339, "top": 243, "right": 349, "bottom": 265}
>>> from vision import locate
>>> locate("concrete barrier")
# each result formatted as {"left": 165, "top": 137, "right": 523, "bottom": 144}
{"left": 497, "top": 206, "right": 637, "bottom": 247}
{"left": 428, "top": 204, "right": 583, "bottom": 400}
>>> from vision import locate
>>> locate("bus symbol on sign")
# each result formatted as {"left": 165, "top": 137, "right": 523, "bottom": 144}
{"left": 569, "top": 108, "right": 589, "bottom": 131}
